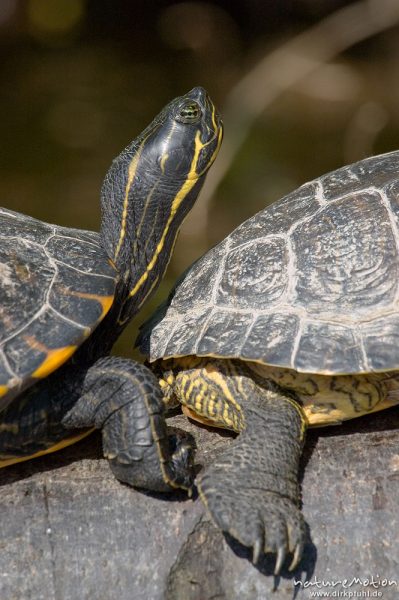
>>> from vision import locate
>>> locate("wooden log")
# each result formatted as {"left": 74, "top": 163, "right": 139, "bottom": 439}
{"left": 0, "top": 410, "right": 398, "bottom": 599}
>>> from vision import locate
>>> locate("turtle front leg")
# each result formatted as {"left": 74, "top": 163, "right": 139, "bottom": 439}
{"left": 62, "top": 356, "right": 195, "bottom": 492}
{"left": 170, "top": 359, "right": 307, "bottom": 572}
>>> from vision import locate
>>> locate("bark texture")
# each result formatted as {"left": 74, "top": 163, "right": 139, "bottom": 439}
{"left": 0, "top": 410, "right": 398, "bottom": 600}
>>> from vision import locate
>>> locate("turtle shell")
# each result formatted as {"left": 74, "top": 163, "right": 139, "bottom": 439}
{"left": 140, "top": 151, "right": 399, "bottom": 375}
{"left": 0, "top": 207, "right": 116, "bottom": 409}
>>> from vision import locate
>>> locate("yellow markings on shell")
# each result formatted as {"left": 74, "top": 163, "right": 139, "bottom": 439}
{"left": 24, "top": 292, "right": 114, "bottom": 380}
{"left": 72, "top": 292, "right": 114, "bottom": 325}
{"left": 75, "top": 292, "right": 114, "bottom": 321}
{"left": 23, "top": 333, "right": 78, "bottom": 379}
{"left": 0, "top": 428, "right": 94, "bottom": 469}
{"left": 60, "top": 289, "right": 114, "bottom": 324}
{"left": 303, "top": 391, "right": 398, "bottom": 427}
{"left": 248, "top": 362, "right": 390, "bottom": 432}
{"left": 128, "top": 129, "right": 205, "bottom": 299}
{"left": 32, "top": 345, "right": 78, "bottom": 379}
{"left": 113, "top": 142, "right": 145, "bottom": 262}
{"left": 0, "top": 385, "right": 8, "bottom": 397}
{"left": 98, "top": 294, "right": 114, "bottom": 319}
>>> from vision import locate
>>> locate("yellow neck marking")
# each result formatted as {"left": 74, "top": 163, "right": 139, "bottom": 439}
{"left": 211, "top": 103, "right": 217, "bottom": 132}
{"left": 160, "top": 152, "right": 169, "bottom": 174}
{"left": 125, "top": 219, "right": 180, "bottom": 319}
{"left": 209, "top": 124, "right": 223, "bottom": 171}
{"left": 113, "top": 142, "right": 145, "bottom": 262}
{"left": 128, "top": 129, "right": 204, "bottom": 299}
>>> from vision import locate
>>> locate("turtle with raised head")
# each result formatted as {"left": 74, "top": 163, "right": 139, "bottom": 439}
{"left": 138, "top": 150, "right": 399, "bottom": 572}
{"left": 0, "top": 87, "right": 223, "bottom": 492}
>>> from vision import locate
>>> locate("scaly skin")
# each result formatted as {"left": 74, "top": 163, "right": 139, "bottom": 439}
{"left": 159, "top": 357, "right": 307, "bottom": 572}
{"left": 63, "top": 357, "right": 194, "bottom": 491}
{"left": 0, "top": 357, "right": 194, "bottom": 491}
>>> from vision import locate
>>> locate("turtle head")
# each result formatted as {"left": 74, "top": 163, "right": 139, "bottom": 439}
{"left": 100, "top": 87, "right": 222, "bottom": 320}
{"left": 144, "top": 86, "right": 223, "bottom": 184}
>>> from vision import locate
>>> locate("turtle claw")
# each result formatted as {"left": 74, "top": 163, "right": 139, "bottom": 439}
{"left": 274, "top": 546, "right": 287, "bottom": 575}
{"left": 289, "top": 542, "right": 303, "bottom": 571}
{"left": 198, "top": 466, "right": 306, "bottom": 571}
{"left": 252, "top": 537, "right": 263, "bottom": 565}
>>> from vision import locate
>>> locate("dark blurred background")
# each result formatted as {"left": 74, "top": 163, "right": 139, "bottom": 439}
{"left": 1, "top": 0, "right": 399, "bottom": 356}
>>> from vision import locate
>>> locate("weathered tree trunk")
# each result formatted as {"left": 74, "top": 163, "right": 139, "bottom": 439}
{"left": 0, "top": 410, "right": 398, "bottom": 600}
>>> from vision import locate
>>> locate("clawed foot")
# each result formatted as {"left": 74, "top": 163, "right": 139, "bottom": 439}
{"left": 62, "top": 357, "right": 196, "bottom": 492}
{"left": 197, "top": 471, "right": 306, "bottom": 574}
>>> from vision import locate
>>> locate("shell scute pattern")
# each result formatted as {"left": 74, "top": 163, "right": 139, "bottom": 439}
{"left": 164, "top": 309, "right": 210, "bottom": 357}
{"left": 45, "top": 234, "right": 115, "bottom": 275}
{"left": 3, "top": 308, "right": 81, "bottom": 378}
{"left": 217, "top": 237, "right": 288, "bottom": 310}
{"left": 229, "top": 181, "right": 320, "bottom": 247}
{"left": 361, "top": 314, "right": 399, "bottom": 371}
{"left": 142, "top": 151, "right": 399, "bottom": 375}
{"left": 241, "top": 313, "right": 300, "bottom": 368}
{"left": 49, "top": 262, "right": 115, "bottom": 326}
{"left": 0, "top": 208, "right": 116, "bottom": 405}
{"left": 0, "top": 237, "right": 54, "bottom": 340}
{"left": 170, "top": 242, "right": 228, "bottom": 312}
{"left": 292, "top": 191, "right": 398, "bottom": 318}
{"left": 294, "top": 321, "right": 365, "bottom": 374}
{"left": 196, "top": 310, "right": 254, "bottom": 356}
{"left": 0, "top": 207, "right": 53, "bottom": 245}
{"left": 319, "top": 151, "right": 399, "bottom": 200}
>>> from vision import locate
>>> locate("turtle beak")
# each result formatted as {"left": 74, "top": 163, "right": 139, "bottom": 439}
{"left": 185, "top": 86, "right": 207, "bottom": 103}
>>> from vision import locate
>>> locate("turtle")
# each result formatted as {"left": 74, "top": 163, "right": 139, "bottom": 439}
{"left": 0, "top": 87, "right": 223, "bottom": 493}
{"left": 137, "top": 150, "right": 399, "bottom": 573}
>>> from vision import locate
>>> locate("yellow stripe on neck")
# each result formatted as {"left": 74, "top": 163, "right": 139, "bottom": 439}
{"left": 128, "top": 129, "right": 204, "bottom": 299}
{"left": 113, "top": 142, "right": 145, "bottom": 262}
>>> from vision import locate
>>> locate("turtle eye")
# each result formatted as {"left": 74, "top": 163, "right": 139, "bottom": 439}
{"left": 175, "top": 100, "right": 202, "bottom": 124}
